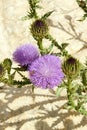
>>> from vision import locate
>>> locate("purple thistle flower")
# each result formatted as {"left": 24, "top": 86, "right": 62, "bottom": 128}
{"left": 13, "top": 44, "right": 39, "bottom": 66}
{"left": 29, "top": 55, "right": 64, "bottom": 89}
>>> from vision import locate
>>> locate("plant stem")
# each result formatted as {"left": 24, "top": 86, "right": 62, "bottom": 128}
{"left": 37, "top": 38, "right": 43, "bottom": 50}
{"left": 67, "top": 78, "right": 75, "bottom": 108}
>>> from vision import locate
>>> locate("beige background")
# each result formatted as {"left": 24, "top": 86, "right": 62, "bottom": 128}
{"left": 0, "top": 0, "right": 87, "bottom": 130}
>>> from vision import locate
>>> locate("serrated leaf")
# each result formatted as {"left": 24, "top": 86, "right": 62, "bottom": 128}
{"left": 10, "top": 71, "right": 16, "bottom": 80}
{"left": 13, "top": 79, "right": 31, "bottom": 86}
{"left": 41, "top": 10, "right": 54, "bottom": 20}
{"left": 78, "top": 13, "right": 87, "bottom": 21}
{"left": 61, "top": 43, "right": 69, "bottom": 50}
{"left": 21, "top": 15, "right": 30, "bottom": 21}
{"left": 13, "top": 65, "right": 28, "bottom": 71}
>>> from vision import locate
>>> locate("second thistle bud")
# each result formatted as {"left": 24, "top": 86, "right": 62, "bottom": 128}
{"left": 30, "top": 19, "right": 48, "bottom": 40}
{"left": 62, "top": 56, "right": 80, "bottom": 79}
{"left": 3, "top": 58, "right": 12, "bottom": 74}
{"left": 78, "top": 0, "right": 86, "bottom": 8}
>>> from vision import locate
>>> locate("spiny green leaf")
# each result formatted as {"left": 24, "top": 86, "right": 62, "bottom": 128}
{"left": 28, "top": 0, "right": 40, "bottom": 5}
{"left": 13, "top": 80, "right": 31, "bottom": 86}
{"left": 41, "top": 10, "right": 54, "bottom": 20}
{"left": 16, "top": 71, "right": 28, "bottom": 80}
{"left": 61, "top": 43, "right": 69, "bottom": 50}
{"left": 13, "top": 65, "right": 28, "bottom": 71}
{"left": 78, "top": 106, "right": 87, "bottom": 116}
{"left": 78, "top": 14, "right": 87, "bottom": 21}
{"left": 10, "top": 71, "right": 16, "bottom": 80}
{"left": 27, "top": 0, "right": 40, "bottom": 19}
{"left": 21, "top": 15, "right": 30, "bottom": 21}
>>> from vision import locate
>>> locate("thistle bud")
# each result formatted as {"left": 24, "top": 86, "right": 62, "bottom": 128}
{"left": 30, "top": 19, "right": 48, "bottom": 40}
{"left": 3, "top": 58, "right": 12, "bottom": 74}
{"left": 78, "top": 0, "right": 86, "bottom": 8}
{"left": 62, "top": 57, "right": 80, "bottom": 79}
{"left": 3, "top": 58, "right": 12, "bottom": 68}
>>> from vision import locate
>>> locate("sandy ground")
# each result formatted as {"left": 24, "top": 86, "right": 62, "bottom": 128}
{"left": 0, "top": 0, "right": 87, "bottom": 130}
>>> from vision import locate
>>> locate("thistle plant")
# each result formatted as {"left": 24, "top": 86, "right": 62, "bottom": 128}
{"left": 0, "top": 0, "right": 87, "bottom": 116}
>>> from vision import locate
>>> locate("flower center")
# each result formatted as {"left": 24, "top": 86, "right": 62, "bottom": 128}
{"left": 67, "top": 57, "right": 76, "bottom": 65}
{"left": 39, "top": 63, "right": 50, "bottom": 76}
{"left": 34, "top": 20, "right": 45, "bottom": 28}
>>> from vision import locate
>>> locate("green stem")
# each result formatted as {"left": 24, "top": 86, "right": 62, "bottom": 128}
{"left": 37, "top": 38, "right": 43, "bottom": 50}
{"left": 67, "top": 78, "right": 75, "bottom": 108}
{"left": 32, "top": 9, "right": 38, "bottom": 19}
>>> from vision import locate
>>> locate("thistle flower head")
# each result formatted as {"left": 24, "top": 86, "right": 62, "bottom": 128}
{"left": 29, "top": 55, "right": 64, "bottom": 89}
{"left": 30, "top": 19, "right": 48, "bottom": 40}
{"left": 13, "top": 44, "right": 39, "bottom": 66}
{"left": 62, "top": 56, "right": 80, "bottom": 79}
